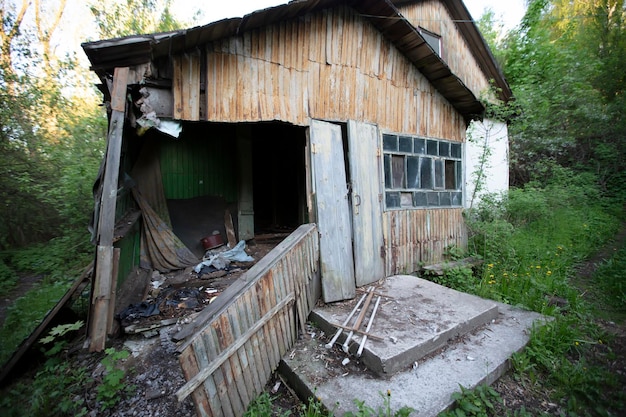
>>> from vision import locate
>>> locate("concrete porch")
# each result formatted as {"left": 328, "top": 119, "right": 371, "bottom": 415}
{"left": 279, "top": 275, "right": 545, "bottom": 416}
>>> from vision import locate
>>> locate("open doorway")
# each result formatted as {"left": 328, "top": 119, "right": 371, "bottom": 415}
{"left": 251, "top": 122, "right": 307, "bottom": 235}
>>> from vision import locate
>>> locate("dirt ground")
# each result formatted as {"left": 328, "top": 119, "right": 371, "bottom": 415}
{"left": 2, "top": 229, "right": 625, "bottom": 416}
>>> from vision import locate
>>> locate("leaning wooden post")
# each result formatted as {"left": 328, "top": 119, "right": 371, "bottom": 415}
{"left": 89, "top": 66, "right": 129, "bottom": 352}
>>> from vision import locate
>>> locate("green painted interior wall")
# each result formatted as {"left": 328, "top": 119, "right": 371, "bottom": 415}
{"left": 114, "top": 225, "right": 141, "bottom": 288}
{"left": 158, "top": 124, "right": 238, "bottom": 202}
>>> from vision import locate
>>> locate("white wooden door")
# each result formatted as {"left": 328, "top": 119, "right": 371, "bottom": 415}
{"left": 309, "top": 120, "right": 356, "bottom": 302}
{"left": 347, "top": 121, "right": 385, "bottom": 286}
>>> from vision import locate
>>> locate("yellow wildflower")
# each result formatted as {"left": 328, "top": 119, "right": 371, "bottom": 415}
{"left": 546, "top": 271, "right": 552, "bottom": 276}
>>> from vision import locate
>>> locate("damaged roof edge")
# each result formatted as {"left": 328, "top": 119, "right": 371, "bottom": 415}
{"left": 392, "top": 0, "right": 511, "bottom": 101}
{"left": 81, "top": 0, "right": 494, "bottom": 120}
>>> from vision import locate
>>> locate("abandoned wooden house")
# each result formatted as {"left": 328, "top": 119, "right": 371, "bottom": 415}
{"left": 82, "top": 0, "right": 511, "bottom": 414}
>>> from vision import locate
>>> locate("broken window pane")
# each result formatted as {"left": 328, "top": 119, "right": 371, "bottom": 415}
{"left": 391, "top": 155, "right": 405, "bottom": 188}
{"left": 401, "top": 192, "right": 413, "bottom": 207}
{"left": 451, "top": 192, "right": 462, "bottom": 206}
{"left": 383, "top": 134, "right": 464, "bottom": 210}
{"left": 445, "top": 159, "right": 456, "bottom": 189}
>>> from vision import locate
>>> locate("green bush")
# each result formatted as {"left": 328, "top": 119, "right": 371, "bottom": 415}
{"left": 0, "top": 257, "right": 17, "bottom": 297}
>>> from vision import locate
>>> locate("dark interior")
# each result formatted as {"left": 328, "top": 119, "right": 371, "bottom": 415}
{"left": 251, "top": 122, "right": 307, "bottom": 233}
{"left": 158, "top": 121, "right": 307, "bottom": 257}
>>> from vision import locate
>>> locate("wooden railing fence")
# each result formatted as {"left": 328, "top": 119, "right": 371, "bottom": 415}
{"left": 174, "top": 224, "right": 320, "bottom": 417}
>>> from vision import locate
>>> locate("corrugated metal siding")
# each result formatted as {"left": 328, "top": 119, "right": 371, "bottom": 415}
{"left": 383, "top": 208, "right": 467, "bottom": 275}
{"left": 158, "top": 132, "right": 238, "bottom": 202}
{"left": 176, "top": 224, "right": 320, "bottom": 417}
{"left": 190, "top": 6, "right": 466, "bottom": 140}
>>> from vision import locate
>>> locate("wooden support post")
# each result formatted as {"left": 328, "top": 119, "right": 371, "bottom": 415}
{"left": 89, "top": 66, "right": 129, "bottom": 352}
{"left": 224, "top": 209, "right": 238, "bottom": 248}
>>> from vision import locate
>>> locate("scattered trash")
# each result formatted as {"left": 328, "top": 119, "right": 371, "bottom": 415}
{"left": 341, "top": 358, "right": 350, "bottom": 366}
{"left": 271, "top": 381, "right": 281, "bottom": 393}
{"left": 194, "top": 240, "right": 254, "bottom": 274}
{"left": 466, "top": 355, "right": 476, "bottom": 361}
{"left": 412, "top": 361, "right": 418, "bottom": 370}
{"left": 390, "top": 336, "right": 398, "bottom": 344}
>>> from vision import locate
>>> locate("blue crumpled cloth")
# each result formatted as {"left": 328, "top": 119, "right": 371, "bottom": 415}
{"left": 193, "top": 240, "right": 254, "bottom": 273}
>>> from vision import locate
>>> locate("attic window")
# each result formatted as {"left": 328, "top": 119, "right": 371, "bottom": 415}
{"left": 383, "top": 133, "right": 462, "bottom": 210}
{"left": 419, "top": 27, "right": 442, "bottom": 56}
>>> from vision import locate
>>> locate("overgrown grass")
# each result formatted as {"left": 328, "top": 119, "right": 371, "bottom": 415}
{"left": 430, "top": 171, "right": 625, "bottom": 416}
{"left": 0, "top": 233, "right": 93, "bottom": 368}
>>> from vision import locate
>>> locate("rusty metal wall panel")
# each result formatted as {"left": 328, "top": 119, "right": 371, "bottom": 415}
{"left": 383, "top": 208, "right": 467, "bottom": 275}
{"left": 176, "top": 224, "right": 319, "bottom": 417}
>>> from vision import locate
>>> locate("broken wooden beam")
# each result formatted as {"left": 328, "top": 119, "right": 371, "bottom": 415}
{"left": 89, "top": 66, "right": 129, "bottom": 352}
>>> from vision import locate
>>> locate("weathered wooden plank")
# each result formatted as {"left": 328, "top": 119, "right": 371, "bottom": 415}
{"left": 347, "top": 121, "right": 385, "bottom": 287}
{"left": 107, "top": 248, "right": 120, "bottom": 336}
{"left": 309, "top": 119, "right": 355, "bottom": 303}
{"left": 204, "top": 328, "right": 235, "bottom": 417}
{"left": 176, "top": 294, "right": 295, "bottom": 402}
{"left": 246, "top": 287, "right": 272, "bottom": 382}
{"left": 174, "top": 224, "right": 317, "bottom": 344}
{"left": 273, "top": 261, "right": 292, "bottom": 353}
{"left": 217, "top": 312, "right": 248, "bottom": 414}
{"left": 233, "top": 291, "right": 263, "bottom": 395}
{"left": 189, "top": 336, "right": 221, "bottom": 417}
{"left": 0, "top": 262, "right": 93, "bottom": 385}
{"left": 226, "top": 305, "right": 255, "bottom": 403}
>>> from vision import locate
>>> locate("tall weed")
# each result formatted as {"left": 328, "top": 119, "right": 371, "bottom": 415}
{"left": 460, "top": 171, "right": 623, "bottom": 415}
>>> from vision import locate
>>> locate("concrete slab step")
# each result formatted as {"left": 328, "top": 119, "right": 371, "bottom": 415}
{"left": 310, "top": 275, "right": 500, "bottom": 375}
{"left": 278, "top": 276, "right": 546, "bottom": 416}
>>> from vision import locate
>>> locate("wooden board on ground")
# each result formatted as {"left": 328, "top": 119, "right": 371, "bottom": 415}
{"left": 0, "top": 262, "right": 94, "bottom": 386}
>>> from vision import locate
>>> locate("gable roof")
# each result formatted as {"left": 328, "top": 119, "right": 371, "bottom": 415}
{"left": 82, "top": 0, "right": 510, "bottom": 121}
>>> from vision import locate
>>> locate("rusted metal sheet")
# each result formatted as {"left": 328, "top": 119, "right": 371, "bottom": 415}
{"left": 383, "top": 208, "right": 467, "bottom": 275}
{"left": 176, "top": 224, "right": 319, "bottom": 417}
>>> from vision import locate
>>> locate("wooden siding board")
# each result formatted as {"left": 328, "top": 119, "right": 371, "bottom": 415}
{"left": 192, "top": 336, "right": 223, "bottom": 417}
{"left": 177, "top": 225, "right": 318, "bottom": 417}
{"left": 382, "top": 208, "right": 467, "bottom": 275}
{"left": 226, "top": 307, "right": 256, "bottom": 404}
{"left": 239, "top": 290, "right": 265, "bottom": 393}
{"left": 310, "top": 120, "right": 356, "bottom": 303}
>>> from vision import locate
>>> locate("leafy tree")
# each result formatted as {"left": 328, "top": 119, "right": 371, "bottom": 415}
{"left": 89, "top": 0, "right": 183, "bottom": 39}
{"left": 492, "top": 0, "right": 626, "bottom": 200}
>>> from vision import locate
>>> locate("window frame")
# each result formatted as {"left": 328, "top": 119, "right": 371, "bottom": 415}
{"left": 418, "top": 27, "right": 443, "bottom": 58}
{"left": 382, "top": 132, "right": 463, "bottom": 210}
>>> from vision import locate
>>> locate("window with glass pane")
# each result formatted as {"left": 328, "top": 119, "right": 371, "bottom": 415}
{"left": 383, "top": 133, "right": 462, "bottom": 209}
